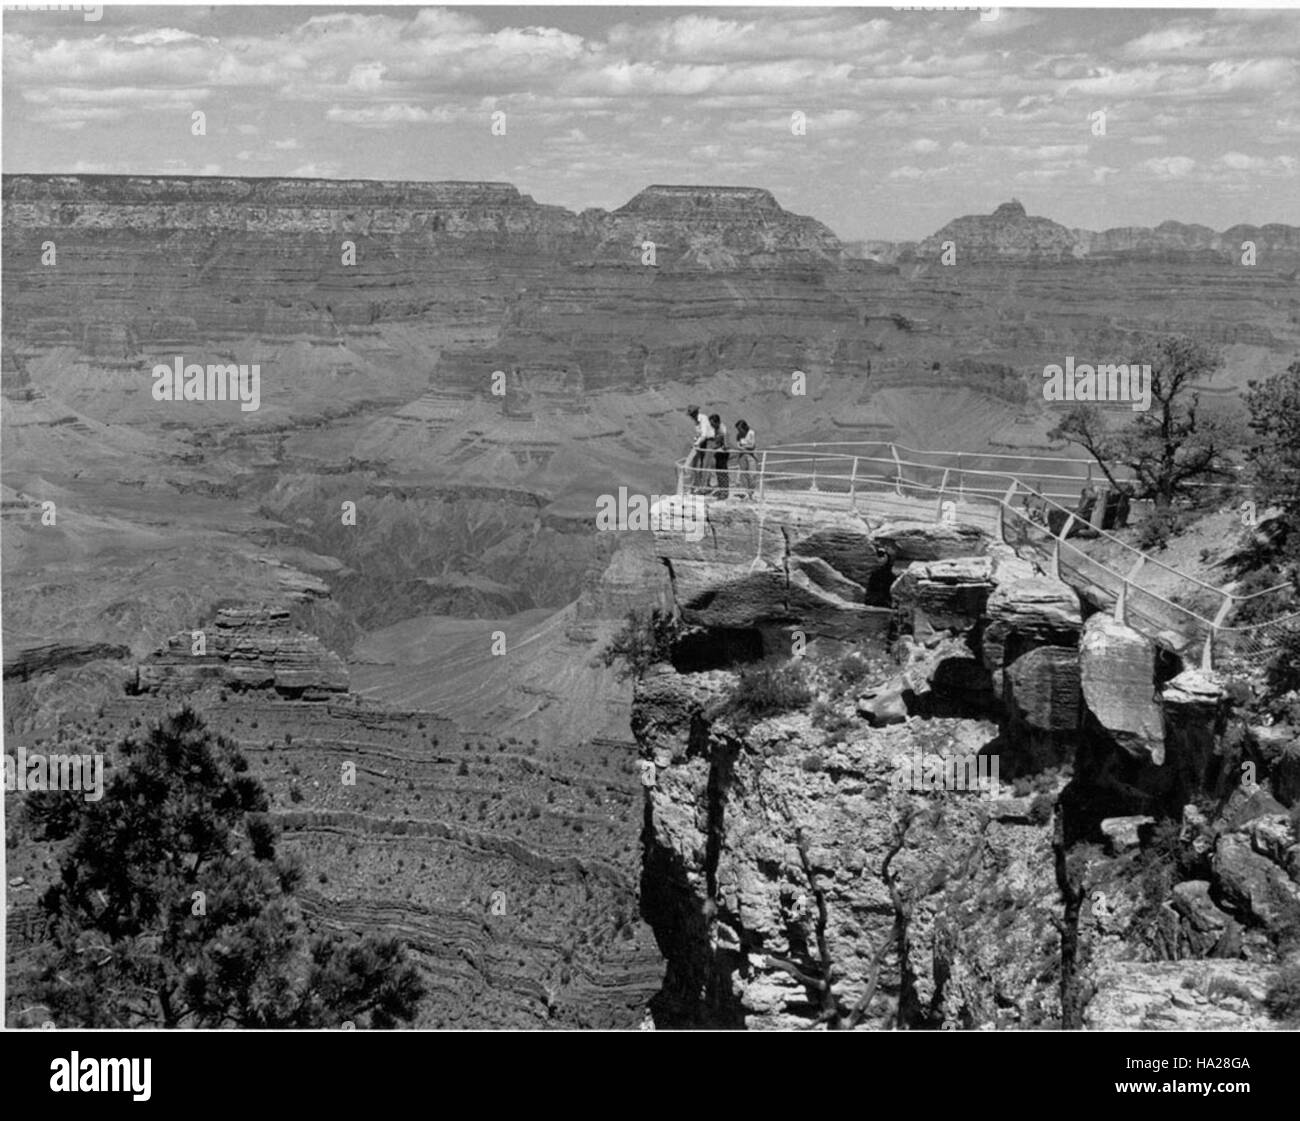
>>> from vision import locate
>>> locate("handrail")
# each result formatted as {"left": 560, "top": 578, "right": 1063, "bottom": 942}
{"left": 772, "top": 440, "right": 1248, "bottom": 487}
{"left": 754, "top": 446, "right": 1290, "bottom": 605}
{"left": 671, "top": 441, "right": 1297, "bottom": 665}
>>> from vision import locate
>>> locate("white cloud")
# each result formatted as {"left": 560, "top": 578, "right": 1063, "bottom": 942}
{"left": 325, "top": 104, "right": 457, "bottom": 127}
{"left": 1141, "top": 156, "right": 1196, "bottom": 179}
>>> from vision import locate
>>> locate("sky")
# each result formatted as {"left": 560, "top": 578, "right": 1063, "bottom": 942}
{"left": 2, "top": 4, "right": 1298, "bottom": 240}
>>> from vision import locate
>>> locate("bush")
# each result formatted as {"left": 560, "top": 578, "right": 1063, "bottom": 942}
{"left": 716, "top": 661, "right": 813, "bottom": 728}
{"left": 811, "top": 699, "right": 855, "bottom": 737}
{"left": 1028, "top": 794, "right": 1054, "bottom": 826}
{"left": 1264, "top": 626, "right": 1300, "bottom": 698}
{"left": 1135, "top": 507, "right": 1196, "bottom": 552}
{"left": 1229, "top": 569, "right": 1297, "bottom": 627}
{"left": 1206, "top": 975, "right": 1256, "bottom": 1004}
{"left": 833, "top": 652, "right": 872, "bottom": 686}
{"left": 602, "top": 609, "right": 682, "bottom": 681}
{"left": 1264, "top": 963, "right": 1300, "bottom": 1024}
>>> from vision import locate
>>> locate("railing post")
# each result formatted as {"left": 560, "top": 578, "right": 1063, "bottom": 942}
{"left": 810, "top": 456, "right": 819, "bottom": 493}
{"left": 891, "top": 444, "right": 903, "bottom": 496}
{"left": 849, "top": 456, "right": 859, "bottom": 509}
{"left": 1052, "top": 512, "right": 1076, "bottom": 582}
{"left": 1115, "top": 556, "right": 1144, "bottom": 624}
{"left": 999, "top": 479, "right": 1017, "bottom": 542}
{"left": 936, "top": 467, "right": 950, "bottom": 521}
{"left": 1204, "top": 594, "right": 1234, "bottom": 670}
{"left": 757, "top": 451, "right": 768, "bottom": 505}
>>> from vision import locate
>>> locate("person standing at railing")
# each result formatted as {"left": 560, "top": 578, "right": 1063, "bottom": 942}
{"left": 685, "top": 406, "right": 715, "bottom": 494}
{"left": 734, "top": 420, "right": 757, "bottom": 500}
{"left": 709, "top": 412, "right": 730, "bottom": 498}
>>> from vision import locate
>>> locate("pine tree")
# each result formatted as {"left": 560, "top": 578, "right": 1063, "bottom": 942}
{"left": 19, "top": 707, "right": 424, "bottom": 1028}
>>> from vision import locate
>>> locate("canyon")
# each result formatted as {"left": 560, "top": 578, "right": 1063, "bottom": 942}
{"left": 4, "top": 175, "right": 1299, "bottom": 1028}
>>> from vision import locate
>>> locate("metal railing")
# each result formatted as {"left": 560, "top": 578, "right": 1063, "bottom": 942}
{"left": 674, "top": 442, "right": 1297, "bottom": 669}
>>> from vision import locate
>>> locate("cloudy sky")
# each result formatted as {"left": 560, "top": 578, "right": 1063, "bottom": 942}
{"left": 3, "top": 4, "right": 1298, "bottom": 239}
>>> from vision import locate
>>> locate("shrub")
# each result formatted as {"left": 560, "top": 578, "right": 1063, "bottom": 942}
{"left": 716, "top": 661, "right": 813, "bottom": 728}
{"left": 1135, "top": 507, "right": 1195, "bottom": 552}
{"left": 1264, "top": 963, "right": 1300, "bottom": 1024}
{"left": 1264, "top": 626, "right": 1300, "bottom": 698}
{"left": 602, "top": 608, "right": 682, "bottom": 681}
{"left": 811, "top": 699, "right": 854, "bottom": 737}
{"left": 1028, "top": 794, "right": 1054, "bottom": 825}
{"left": 1206, "top": 975, "right": 1256, "bottom": 1004}
{"left": 1230, "top": 569, "right": 1296, "bottom": 627}
{"left": 833, "top": 652, "right": 872, "bottom": 686}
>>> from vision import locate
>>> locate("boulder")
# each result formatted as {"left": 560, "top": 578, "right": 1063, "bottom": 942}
{"left": 982, "top": 577, "right": 1081, "bottom": 677}
{"left": 1004, "top": 645, "right": 1080, "bottom": 732}
{"left": 1169, "top": 880, "right": 1238, "bottom": 957}
{"left": 1100, "top": 815, "right": 1155, "bottom": 854}
{"left": 1248, "top": 725, "right": 1300, "bottom": 807}
{"left": 890, "top": 556, "right": 997, "bottom": 634}
{"left": 872, "top": 520, "right": 990, "bottom": 562}
{"left": 1212, "top": 832, "right": 1300, "bottom": 929}
{"left": 1079, "top": 614, "right": 1164, "bottom": 765}
{"left": 857, "top": 678, "right": 911, "bottom": 726}
{"left": 1162, "top": 669, "right": 1226, "bottom": 799}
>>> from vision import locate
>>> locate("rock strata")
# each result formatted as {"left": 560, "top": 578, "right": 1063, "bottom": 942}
{"left": 134, "top": 607, "right": 348, "bottom": 698}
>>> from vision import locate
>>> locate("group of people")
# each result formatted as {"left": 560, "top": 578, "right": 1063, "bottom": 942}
{"left": 685, "top": 406, "right": 757, "bottom": 499}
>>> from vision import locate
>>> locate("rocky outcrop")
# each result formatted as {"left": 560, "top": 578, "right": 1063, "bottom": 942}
{"left": 982, "top": 577, "right": 1082, "bottom": 680}
{"left": 1162, "top": 669, "right": 1230, "bottom": 804}
{"left": 133, "top": 607, "right": 348, "bottom": 698}
{"left": 1080, "top": 614, "right": 1164, "bottom": 765}
{"left": 911, "top": 200, "right": 1300, "bottom": 265}
{"left": 1212, "top": 828, "right": 1300, "bottom": 930}
{"left": 1247, "top": 724, "right": 1300, "bottom": 808}
{"left": 1084, "top": 961, "right": 1277, "bottom": 1031}
{"left": 635, "top": 669, "right": 1064, "bottom": 1029}
{"left": 652, "top": 499, "right": 896, "bottom": 640}
{"left": 635, "top": 495, "right": 1300, "bottom": 1029}
{"left": 916, "top": 200, "right": 1082, "bottom": 263}
{"left": 890, "top": 556, "right": 999, "bottom": 633}
{"left": 4, "top": 640, "right": 130, "bottom": 680}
